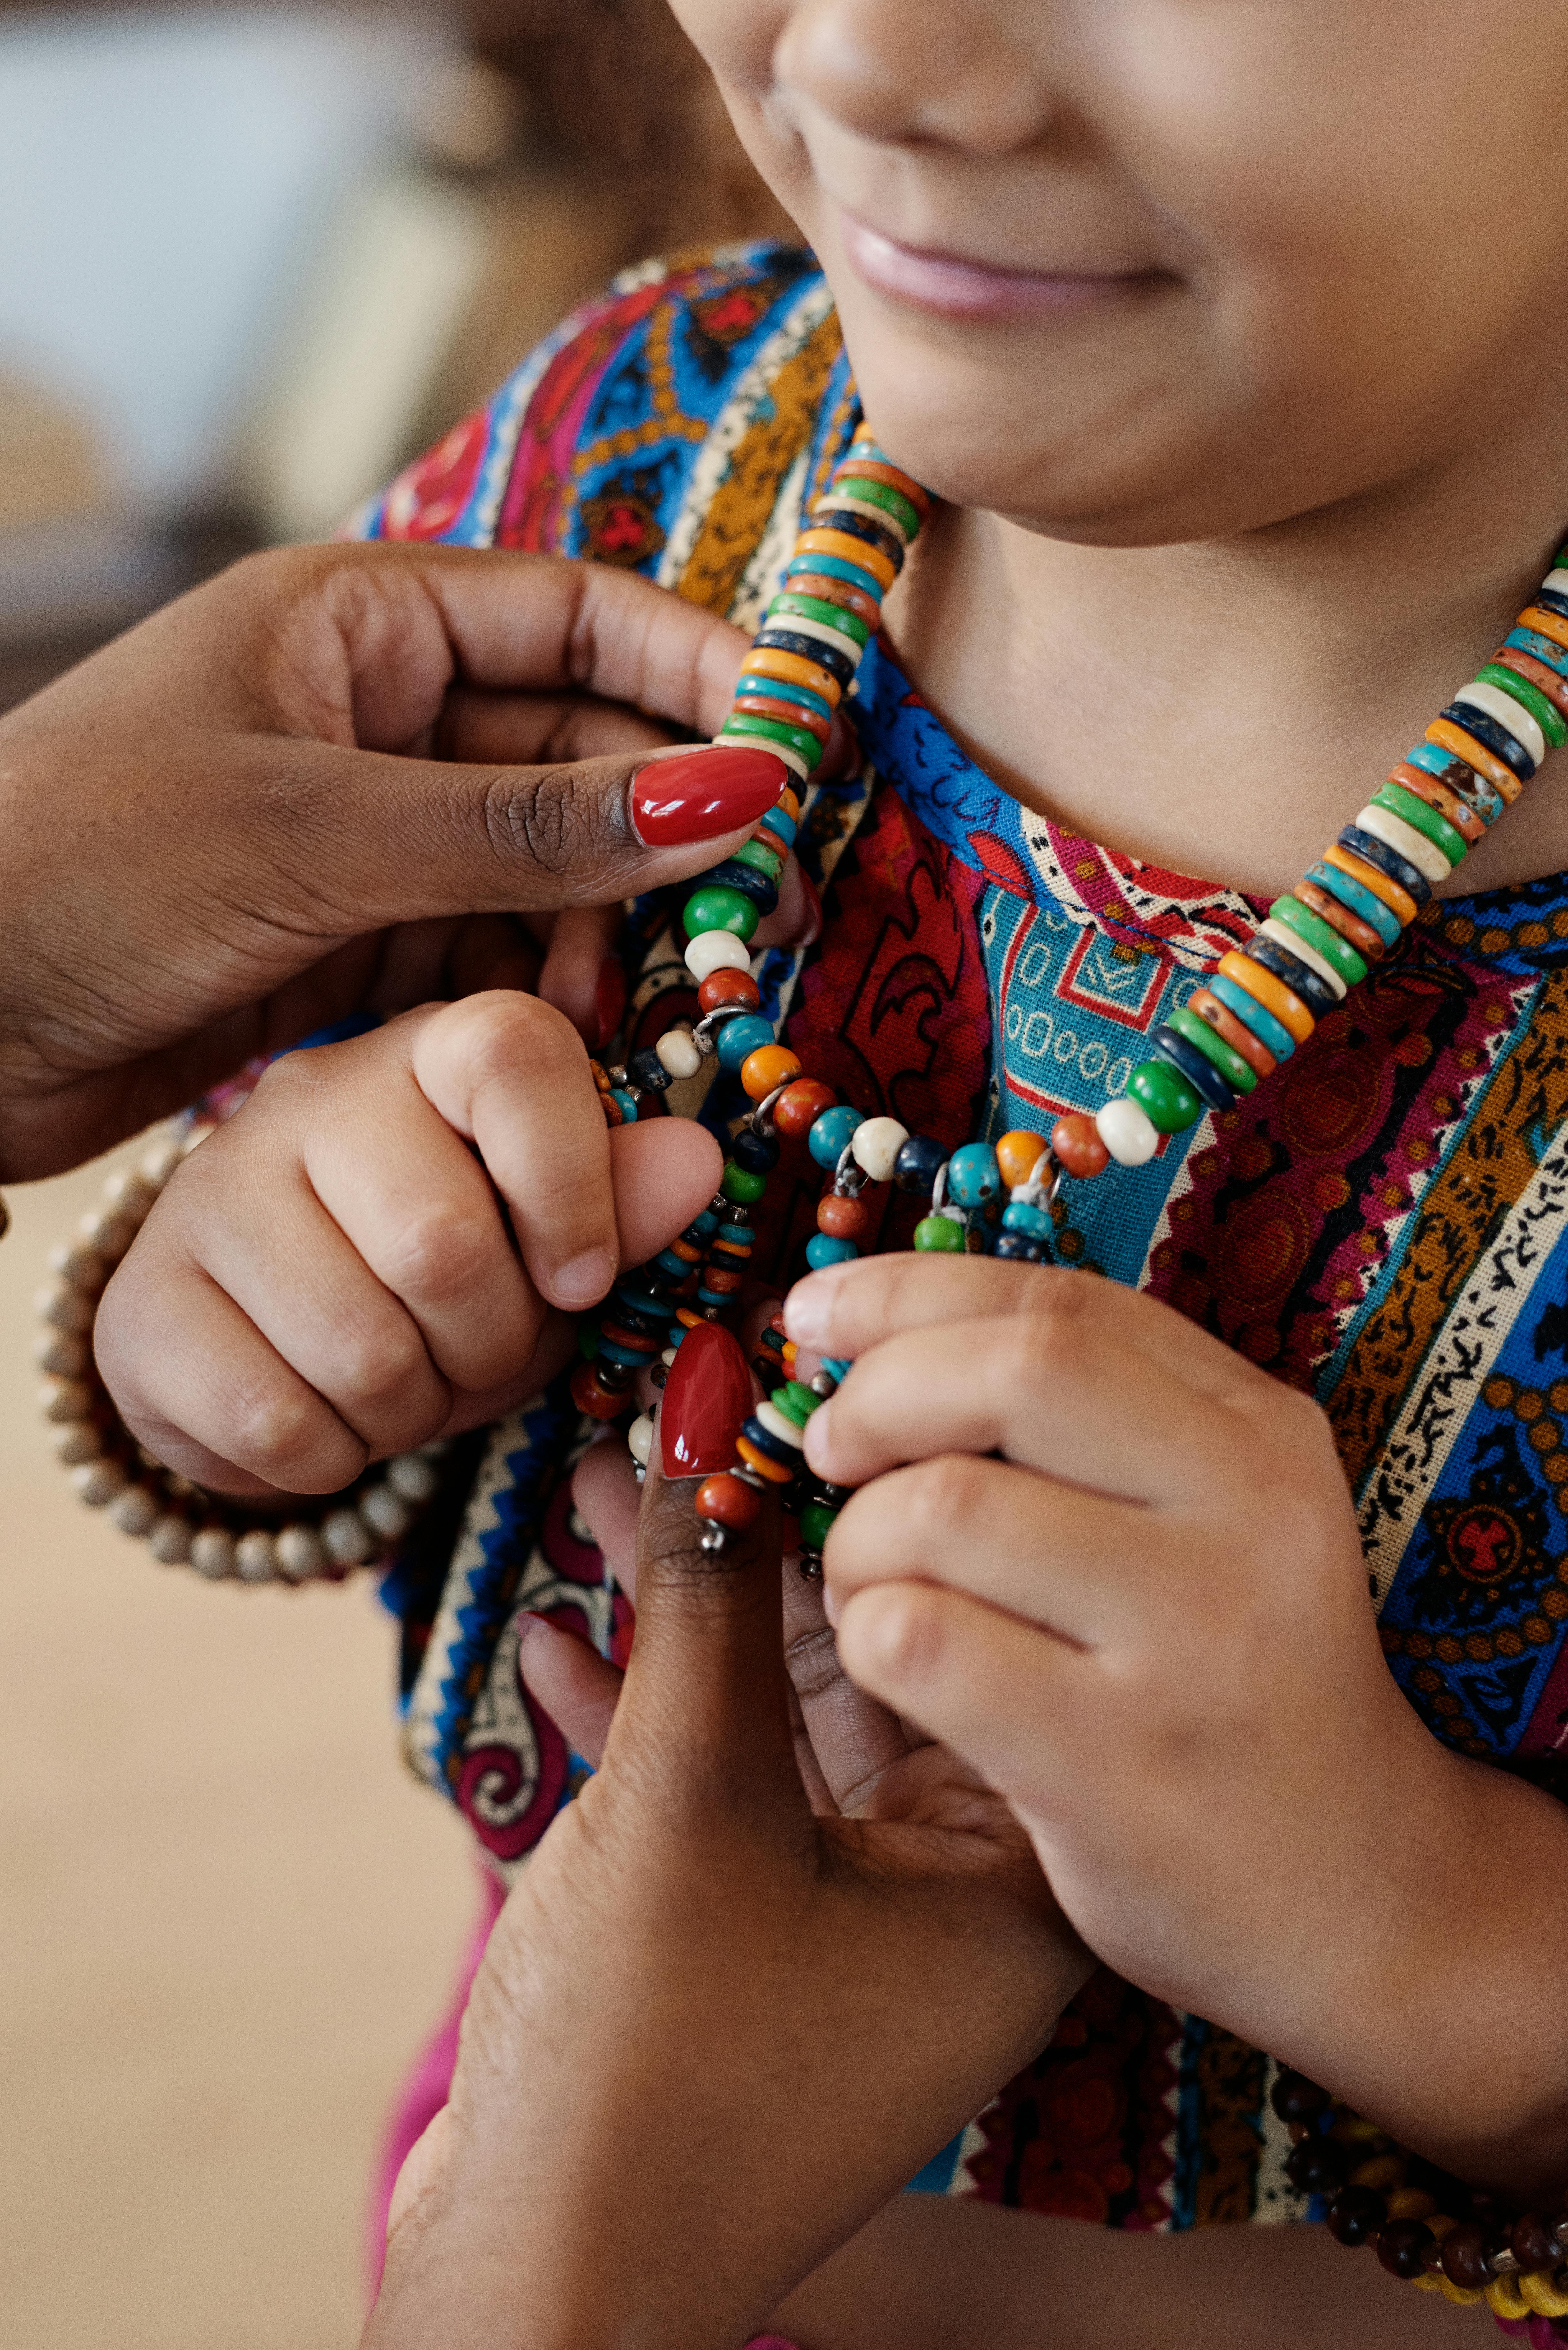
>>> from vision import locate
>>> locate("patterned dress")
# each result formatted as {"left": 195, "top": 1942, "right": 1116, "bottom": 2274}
{"left": 361, "top": 240, "right": 1568, "bottom": 2236}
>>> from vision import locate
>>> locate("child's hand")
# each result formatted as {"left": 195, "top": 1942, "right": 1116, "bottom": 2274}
{"left": 788, "top": 1256, "right": 1568, "bottom": 2192}
{"left": 94, "top": 993, "right": 721, "bottom": 1499}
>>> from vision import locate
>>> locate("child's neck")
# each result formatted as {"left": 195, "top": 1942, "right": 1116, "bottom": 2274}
{"left": 886, "top": 412, "right": 1568, "bottom": 901}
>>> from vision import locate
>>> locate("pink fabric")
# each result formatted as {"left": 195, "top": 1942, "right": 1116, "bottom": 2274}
{"left": 366, "top": 1872, "right": 506, "bottom": 2296}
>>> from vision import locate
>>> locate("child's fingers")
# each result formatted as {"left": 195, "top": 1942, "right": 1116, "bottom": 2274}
{"left": 516, "top": 1615, "right": 623, "bottom": 1770}
{"left": 803, "top": 1314, "right": 1238, "bottom": 1506}
{"left": 572, "top": 1436, "right": 643, "bottom": 1603}
{"left": 536, "top": 904, "right": 625, "bottom": 1049}
{"left": 787, "top": 1255, "right": 1267, "bottom": 1409}
{"left": 607, "top": 1118, "right": 726, "bottom": 1273}
{"left": 96, "top": 1252, "right": 368, "bottom": 1495}
{"left": 410, "top": 991, "right": 622, "bottom": 1312}
{"left": 824, "top": 1457, "right": 1147, "bottom": 1649}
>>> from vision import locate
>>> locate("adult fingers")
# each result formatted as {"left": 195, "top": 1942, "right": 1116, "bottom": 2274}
{"left": 786, "top": 1255, "right": 1269, "bottom": 1410}
{"left": 804, "top": 1313, "right": 1239, "bottom": 1505}
{"left": 516, "top": 1614, "right": 623, "bottom": 1770}
{"left": 572, "top": 1436, "right": 642, "bottom": 1605}
{"left": 436, "top": 687, "right": 677, "bottom": 770}
{"left": 780, "top": 1558, "right": 919, "bottom": 1817}
{"left": 823, "top": 1456, "right": 1148, "bottom": 1649}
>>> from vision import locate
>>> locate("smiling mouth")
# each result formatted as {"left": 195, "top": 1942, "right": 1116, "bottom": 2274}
{"left": 840, "top": 212, "right": 1168, "bottom": 322}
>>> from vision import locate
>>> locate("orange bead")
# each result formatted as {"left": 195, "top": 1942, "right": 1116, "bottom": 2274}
{"left": 995, "top": 1129, "right": 1050, "bottom": 1190}
{"left": 1323, "top": 841, "right": 1419, "bottom": 928}
{"left": 797, "top": 526, "right": 898, "bottom": 591}
{"left": 1050, "top": 1113, "right": 1109, "bottom": 1179}
{"left": 774, "top": 1078, "right": 836, "bottom": 1137}
{"left": 1386, "top": 762, "right": 1485, "bottom": 847}
{"left": 696, "top": 1473, "right": 762, "bottom": 1530}
{"left": 783, "top": 569, "right": 884, "bottom": 633}
{"left": 570, "top": 1361, "right": 630, "bottom": 1421}
{"left": 1293, "top": 878, "right": 1387, "bottom": 962}
{"left": 818, "top": 1192, "right": 871, "bottom": 1241}
{"left": 740, "top": 647, "right": 842, "bottom": 705}
{"left": 836, "top": 457, "right": 932, "bottom": 519}
{"left": 1518, "top": 603, "right": 1568, "bottom": 656}
{"left": 1492, "top": 644, "right": 1568, "bottom": 723}
{"left": 736, "top": 1436, "right": 794, "bottom": 1484}
{"left": 777, "top": 785, "right": 801, "bottom": 824}
{"left": 740, "top": 1043, "right": 802, "bottom": 1100}
{"left": 733, "top": 692, "right": 833, "bottom": 743}
{"left": 1187, "top": 987, "right": 1276, "bottom": 1080}
{"left": 1216, "top": 951, "right": 1315, "bottom": 1045}
{"left": 1425, "top": 716, "right": 1524, "bottom": 805}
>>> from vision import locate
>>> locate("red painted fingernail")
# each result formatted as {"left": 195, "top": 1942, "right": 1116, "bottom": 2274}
{"left": 593, "top": 953, "right": 627, "bottom": 1050}
{"left": 660, "top": 1320, "right": 752, "bottom": 1479}
{"left": 631, "top": 746, "right": 788, "bottom": 846}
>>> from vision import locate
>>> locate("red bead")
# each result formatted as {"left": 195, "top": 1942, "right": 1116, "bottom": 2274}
{"left": 570, "top": 1360, "right": 631, "bottom": 1420}
{"left": 1050, "top": 1113, "right": 1110, "bottom": 1179}
{"left": 773, "top": 1078, "right": 835, "bottom": 1138}
{"left": 702, "top": 1266, "right": 743, "bottom": 1295}
{"left": 817, "top": 1192, "right": 871, "bottom": 1241}
{"left": 698, "top": 968, "right": 761, "bottom": 1015}
{"left": 695, "top": 1473, "right": 762, "bottom": 1531}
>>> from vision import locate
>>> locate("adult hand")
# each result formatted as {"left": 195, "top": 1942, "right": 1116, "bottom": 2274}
{"left": 366, "top": 1428, "right": 1089, "bottom": 2350}
{"left": 0, "top": 542, "right": 791, "bottom": 1180}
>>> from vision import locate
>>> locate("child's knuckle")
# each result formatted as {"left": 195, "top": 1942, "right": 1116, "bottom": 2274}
{"left": 383, "top": 1204, "right": 493, "bottom": 1303}
{"left": 231, "top": 1382, "right": 323, "bottom": 1474}
{"left": 912, "top": 1451, "right": 989, "bottom": 1536}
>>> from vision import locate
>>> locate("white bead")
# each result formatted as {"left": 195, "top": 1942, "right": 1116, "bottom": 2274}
{"left": 38, "top": 1375, "right": 94, "bottom": 1423}
{"left": 72, "top": 1456, "right": 126, "bottom": 1507}
{"left": 235, "top": 1529, "right": 276, "bottom": 1584}
{"left": 110, "top": 1484, "right": 159, "bottom": 1537}
{"left": 850, "top": 1116, "right": 909, "bottom": 1184}
{"left": 139, "top": 1134, "right": 186, "bottom": 1191}
{"left": 764, "top": 600, "right": 866, "bottom": 666}
{"left": 47, "top": 1241, "right": 105, "bottom": 1289}
{"left": 1257, "top": 918, "right": 1347, "bottom": 1000}
{"left": 1543, "top": 568, "right": 1568, "bottom": 599}
{"left": 627, "top": 1412, "right": 655, "bottom": 1467}
{"left": 1354, "top": 802, "right": 1451, "bottom": 884}
{"left": 661, "top": 1347, "right": 678, "bottom": 1368}
{"left": 388, "top": 1452, "right": 438, "bottom": 1504}
{"left": 75, "top": 1209, "right": 136, "bottom": 1261}
{"left": 33, "top": 1329, "right": 87, "bottom": 1377}
{"left": 34, "top": 1279, "right": 94, "bottom": 1335}
{"left": 359, "top": 1484, "right": 411, "bottom": 1541}
{"left": 656, "top": 1028, "right": 703, "bottom": 1080}
{"left": 684, "top": 929, "right": 752, "bottom": 982}
{"left": 321, "top": 1507, "right": 376, "bottom": 1565}
{"left": 753, "top": 1398, "right": 805, "bottom": 1450}
{"left": 54, "top": 1421, "right": 103, "bottom": 1466}
{"left": 149, "top": 1515, "right": 192, "bottom": 1565}
{"left": 814, "top": 489, "right": 912, "bottom": 548}
{"left": 1452, "top": 679, "right": 1546, "bottom": 769}
{"left": 102, "top": 1170, "right": 155, "bottom": 1224}
{"left": 191, "top": 1527, "right": 236, "bottom": 1581}
{"left": 717, "top": 727, "right": 810, "bottom": 781}
{"left": 275, "top": 1525, "right": 327, "bottom": 1581}
{"left": 1096, "top": 1098, "right": 1160, "bottom": 1167}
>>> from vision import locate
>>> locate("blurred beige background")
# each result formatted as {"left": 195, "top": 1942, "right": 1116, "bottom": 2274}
{"left": 0, "top": 1142, "right": 478, "bottom": 2346}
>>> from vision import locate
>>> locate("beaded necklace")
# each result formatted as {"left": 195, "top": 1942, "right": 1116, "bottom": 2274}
{"left": 572, "top": 436, "right": 1568, "bottom": 1580}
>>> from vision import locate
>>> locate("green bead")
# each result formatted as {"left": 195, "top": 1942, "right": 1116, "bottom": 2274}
{"left": 576, "top": 1319, "right": 601, "bottom": 1361}
{"left": 720, "top": 1159, "right": 768, "bottom": 1205}
{"left": 721, "top": 710, "right": 824, "bottom": 768}
{"left": 1267, "top": 894, "right": 1368, "bottom": 989}
{"left": 684, "top": 884, "right": 758, "bottom": 944}
{"left": 767, "top": 590, "right": 871, "bottom": 648}
{"left": 798, "top": 1501, "right": 839, "bottom": 1554}
{"left": 835, "top": 475, "right": 923, "bottom": 541}
{"left": 1371, "top": 781, "right": 1467, "bottom": 870}
{"left": 734, "top": 837, "right": 785, "bottom": 880}
{"left": 771, "top": 1380, "right": 820, "bottom": 1428}
{"left": 1166, "top": 1004, "right": 1257, "bottom": 1095}
{"left": 1477, "top": 661, "right": 1568, "bottom": 748}
{"left": 914, "top": 1214, "right": 968, "bottom": 1251}
{"left": 1128, "top": 1059, "right": 1203, "bottom": 1134}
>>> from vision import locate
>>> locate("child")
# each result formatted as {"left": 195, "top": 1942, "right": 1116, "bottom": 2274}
{"left": 94, "top": 0, "right": 1568, "bottom": 2341}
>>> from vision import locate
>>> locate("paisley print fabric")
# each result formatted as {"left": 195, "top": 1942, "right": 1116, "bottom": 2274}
{"left": 360, "top": 242, "right": 1568, "bottom": 2233}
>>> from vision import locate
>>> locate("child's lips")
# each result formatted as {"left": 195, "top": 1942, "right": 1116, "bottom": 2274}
{"left": 839, "top": 210, "right": 1164, "bottom": 322}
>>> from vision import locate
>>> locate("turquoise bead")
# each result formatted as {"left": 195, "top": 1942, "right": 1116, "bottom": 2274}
{"left": 1207, "top": 971, "right": 1297, "bottom": 1063}
{"left": 807, "top": 1233, "right": 858, "bottom": 1269}
{"left": 787, "top": 550, "right": 885, "bottom": 604}
{"left": 1128, "top": 1059, "right": 1203, "bottom": 1133}
{"left": 1506, "top": 626, "right": 1568, "bottom": 682}
{"left": 947, "top": 1142, "right": 1000, "bottom": 1206}
{"left": 758, "top": 804, "right": 797, "bottom": 849}
{"left": 821, "top": 1356, "right": 852, "bottom": 1382}
{"left": 809, "top": 1105, "right": 864, "bottom": 1168}
{"left": 716, "top": 1013, "right": 776, "bottom": 1071}
{"left": 914, "top": 1215, "right": 967, "bottom": 1252}
{"left": 1002, "top": 1200, "right": 1053, "bottom": 1241}
{"left": 610, "top": 1089, "right": 638, "bottom": 1123}
{"left": 1303, "top": 859, "right": 1401, "bottom": 950}
{"left": 683, "top": 884, "right": 758, "bottom": 943}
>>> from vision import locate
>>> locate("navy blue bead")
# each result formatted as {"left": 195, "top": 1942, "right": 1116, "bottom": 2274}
{"left": 695, "top": 856, "right": 780, "bottom": 914}
{"left": 628, "top": 1047, "right": 671, "bottom": 1092}
{"left": 892, "top": 1134, "right": 946, "bottom": 1195}
{"left": 1245, "top": 934, "right": 1338, "bottom": 1019}
{"left": 739, "top": 1413, "right": 800, "bottom": 1469}
{"left": 1338, "top": 824, "right": 1431, "bottom": 909}
{"left": 809, "top": 506, "right": 905, "bottom": 573}
{"left": 751, "top": 628, "right": 856, "bottom": 690}
{"left": 731, "top": 1128, "right": 780, "bottom": 1173}
{"left": 1532, "top": 585, "right": 1568, "bottom": 625}
{"left": 991, "top": 1231, "right": 1044, "bottom": 1263}
{"left": 1151, "top": 1024, "right": 1237, "bottom": 1113}
{"left": 1439, "top": 701, "right": 1535, "bottom": 781}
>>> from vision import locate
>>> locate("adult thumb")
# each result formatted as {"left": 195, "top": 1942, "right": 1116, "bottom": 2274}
{"left": 238, "top": 737, "right": 793, "bottom": 931}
